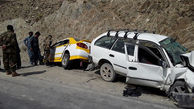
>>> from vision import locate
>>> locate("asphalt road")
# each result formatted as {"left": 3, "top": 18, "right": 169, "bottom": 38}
{"left": 0, "top": 72, "right": 177, "bottom": 109}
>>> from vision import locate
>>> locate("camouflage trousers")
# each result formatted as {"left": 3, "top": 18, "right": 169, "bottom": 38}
{"left": 3, "top": 52, "right": 17, "bottom": 72}
{"left": 43, "top": 50, "right": 50, "bottom": 63}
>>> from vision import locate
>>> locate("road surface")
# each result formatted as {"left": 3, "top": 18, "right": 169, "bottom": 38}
{"left": 0, "top": 64, "right": 178, "bottom": 109}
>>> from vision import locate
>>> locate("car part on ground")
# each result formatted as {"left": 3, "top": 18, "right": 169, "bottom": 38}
{"left": 123, "top": 85, "right": 142, "bottom": 97}
{"left": 85, "top": 63, "right": 95, "bottom": 71}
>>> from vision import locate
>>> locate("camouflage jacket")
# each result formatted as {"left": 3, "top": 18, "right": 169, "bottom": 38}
{"left": 43, "top": 36, "right": 52, "bottom": 50}
{"left": 0, "top": 30, "right": 18, "bottom": 54}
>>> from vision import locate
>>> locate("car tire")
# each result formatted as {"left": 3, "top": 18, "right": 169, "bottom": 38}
{"left": 100, "top": 63, "right": 116, "bottom": 82}
{"left": 170, "top": 81, "right": 189, "bottom": 94}
{"left": 45, "top": 61, "right": 51, "bottom": 66}
{"left": 168, "top": 81, "right": 189, "bottom": 103}
{"left": 62, "top": 53, "right": 70, "bottom": 69}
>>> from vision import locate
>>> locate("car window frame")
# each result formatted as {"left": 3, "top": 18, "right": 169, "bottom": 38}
{"left": 51, "top": 39, "right": 69, "bottom": 48}
{"left": 94, "top": 35, "right": 118, "bottom": 49}
{"left": 137, "top": 40, "right": 169, "bottom": 67}
{"left": 111, "top": 38, "right": 126, "bottom": 54}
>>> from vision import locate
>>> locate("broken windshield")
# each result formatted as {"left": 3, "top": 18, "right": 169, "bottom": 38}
{"left": 159, "top": 38, "right": 187, "bottom": 65}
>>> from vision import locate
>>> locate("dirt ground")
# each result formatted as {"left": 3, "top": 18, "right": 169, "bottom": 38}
{"left": 0, "top": 62, "right": 177, "bottom": 108}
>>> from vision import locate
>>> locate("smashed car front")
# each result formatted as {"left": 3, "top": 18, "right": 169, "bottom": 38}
{"left": 160, "top": 38, "right": 194, "bottom": 92}
{"left": 181, "top": 51, "right": 194, "bottom": 92}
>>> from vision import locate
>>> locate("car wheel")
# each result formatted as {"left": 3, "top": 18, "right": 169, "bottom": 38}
{"left": 62, "top": 53, "right": 70, "bottom": 69}
{"left": 45, "top": 61, "right": 51, "bottom": 66}
{"left": 100, "top": 63, "right": 116, "bottom": 82}
{"left": 170, "top": 81, "right": 189, "bottom": 94}
{"left": 169, "top": 81, "right": 189, "bottom": 103}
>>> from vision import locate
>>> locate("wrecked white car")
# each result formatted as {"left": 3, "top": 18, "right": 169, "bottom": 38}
{"left": 90, "top": 30, "right": 194, "bottom": 94}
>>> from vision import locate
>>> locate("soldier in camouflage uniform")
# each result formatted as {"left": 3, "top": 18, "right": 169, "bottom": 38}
{"left": 43, "top": 35, "right": 52, "bottom": 64}
{"left": 0, "top": 25, "right": 20, "bottom": 77}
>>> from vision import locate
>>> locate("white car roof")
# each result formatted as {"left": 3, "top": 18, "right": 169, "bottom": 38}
{"left": 102, "top": 31, "right": 168, "bottom": 45}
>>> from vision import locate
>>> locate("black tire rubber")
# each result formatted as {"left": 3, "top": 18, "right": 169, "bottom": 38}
{"left": 45, "top": 61, "right": 50, "bottom": 66}
{"left": 100, "top": 63, "right": 116, "bottom": 82}
{"left": 169, "top": 81, "right": 189, "bottom": 94}
{"left": 168, "top": 81, "right": 189, "bottom": 103}
{"left": 62, "top": 53, "right": 70, "bottom": 69}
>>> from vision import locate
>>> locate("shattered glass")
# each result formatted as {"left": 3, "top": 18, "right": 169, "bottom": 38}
{"left": 160, "top": 38, "right": 188, "bottom": 65}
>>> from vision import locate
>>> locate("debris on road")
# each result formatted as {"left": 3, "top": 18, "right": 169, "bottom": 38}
{"left": 86, "top": 77, "right": 97, "bottom": 83}
{"left": 123, "top": 85, "right": 142, "bottom": 97}
{"left": 85, "top": 63, "right": 95, "bottom": 71}
{"left": 171, "top": 92, "right": 194, "bottom": 108}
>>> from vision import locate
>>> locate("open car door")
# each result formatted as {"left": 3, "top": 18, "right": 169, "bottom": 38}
{"left": 50, "top": 39, "right": 69, "bottom": 62}
{"left": 125, "top": 42, "right": 166, "bottom": 88}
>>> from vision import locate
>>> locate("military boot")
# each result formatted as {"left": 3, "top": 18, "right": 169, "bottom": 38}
{"left": 12, "top": 72, "right": 20, "bottom": 77}
{"left": 6, "top": 71, "right": 12, "bottom": 75}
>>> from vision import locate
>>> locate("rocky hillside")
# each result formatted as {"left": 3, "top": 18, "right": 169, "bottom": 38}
{"left": 0, "top": 0, "right": 194, "bottom": 61}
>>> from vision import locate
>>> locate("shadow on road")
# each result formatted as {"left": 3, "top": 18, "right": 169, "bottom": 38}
{"left": 0, "top": 68, "right": 5, "bottom": 72}
{"left": 21, "top": 65, "right": 35, "bottom": 69}
{"left": 94, "top": 70, "right": 167, "bottom": 98}
{"left": 21, "top": 70, "right": 46, "bottom": 76}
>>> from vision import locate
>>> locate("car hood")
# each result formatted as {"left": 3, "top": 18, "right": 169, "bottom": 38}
{"left": 180, "top": 51, "right": 194, "bottom": 72}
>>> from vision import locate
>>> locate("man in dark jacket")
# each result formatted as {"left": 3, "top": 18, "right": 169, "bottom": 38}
{"left": 14, "top": 31, "right": 21, "bottom": 69}
{"left": 31, "top": 31, "right": 41, "bottom": 65}
{"left": 0, "top": 25, "right": 20, "bottom": 77}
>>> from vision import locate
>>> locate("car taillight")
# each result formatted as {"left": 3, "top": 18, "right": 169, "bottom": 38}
{"left": 77, "top": 43, "right": 88, "bottom": 49}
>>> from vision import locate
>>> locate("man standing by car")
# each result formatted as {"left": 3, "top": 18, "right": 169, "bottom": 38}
{"left": 43, "top": 35, "right": 52, "bottom": 65}
{"left": 0, "top": 25, "right": 20, "bottom": 77}
{"left": 24, "top": 31, "right": 34, "bottom": 65}
{"left": 31, "top": 31, "right": 41, "bottom": 65}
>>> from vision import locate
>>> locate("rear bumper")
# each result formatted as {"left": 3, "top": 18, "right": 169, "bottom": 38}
{"left": 70, "top": 49, "right": 89, "bottom": 61}
{"left": 69, "top": 55, "right": 88, "bottom": 61}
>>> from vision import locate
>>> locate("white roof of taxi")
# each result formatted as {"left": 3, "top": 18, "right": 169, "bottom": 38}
{"left": 102, "top": 31, "right": 168, "bottom": 45}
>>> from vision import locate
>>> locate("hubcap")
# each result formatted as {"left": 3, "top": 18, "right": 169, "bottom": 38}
{"left": 62, "top": 55, "right": 68, "bottom": 66}
{"left": 101, "top": 65, "right": 112, "bottom": 80}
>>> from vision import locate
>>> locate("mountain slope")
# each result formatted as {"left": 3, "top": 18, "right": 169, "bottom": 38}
{"left": 0, "top": 0, "right": 194, "bottom": 61}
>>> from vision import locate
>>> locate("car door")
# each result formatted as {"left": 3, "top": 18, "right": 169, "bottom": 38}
{"left": 125, "top": 42, "right": 166, "bottom": 88}
{"left": 109, "top": 38, "right": 135, "bottom": 76}
{"left": 50, "top": 39, "right": 69, "bottom": 62}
